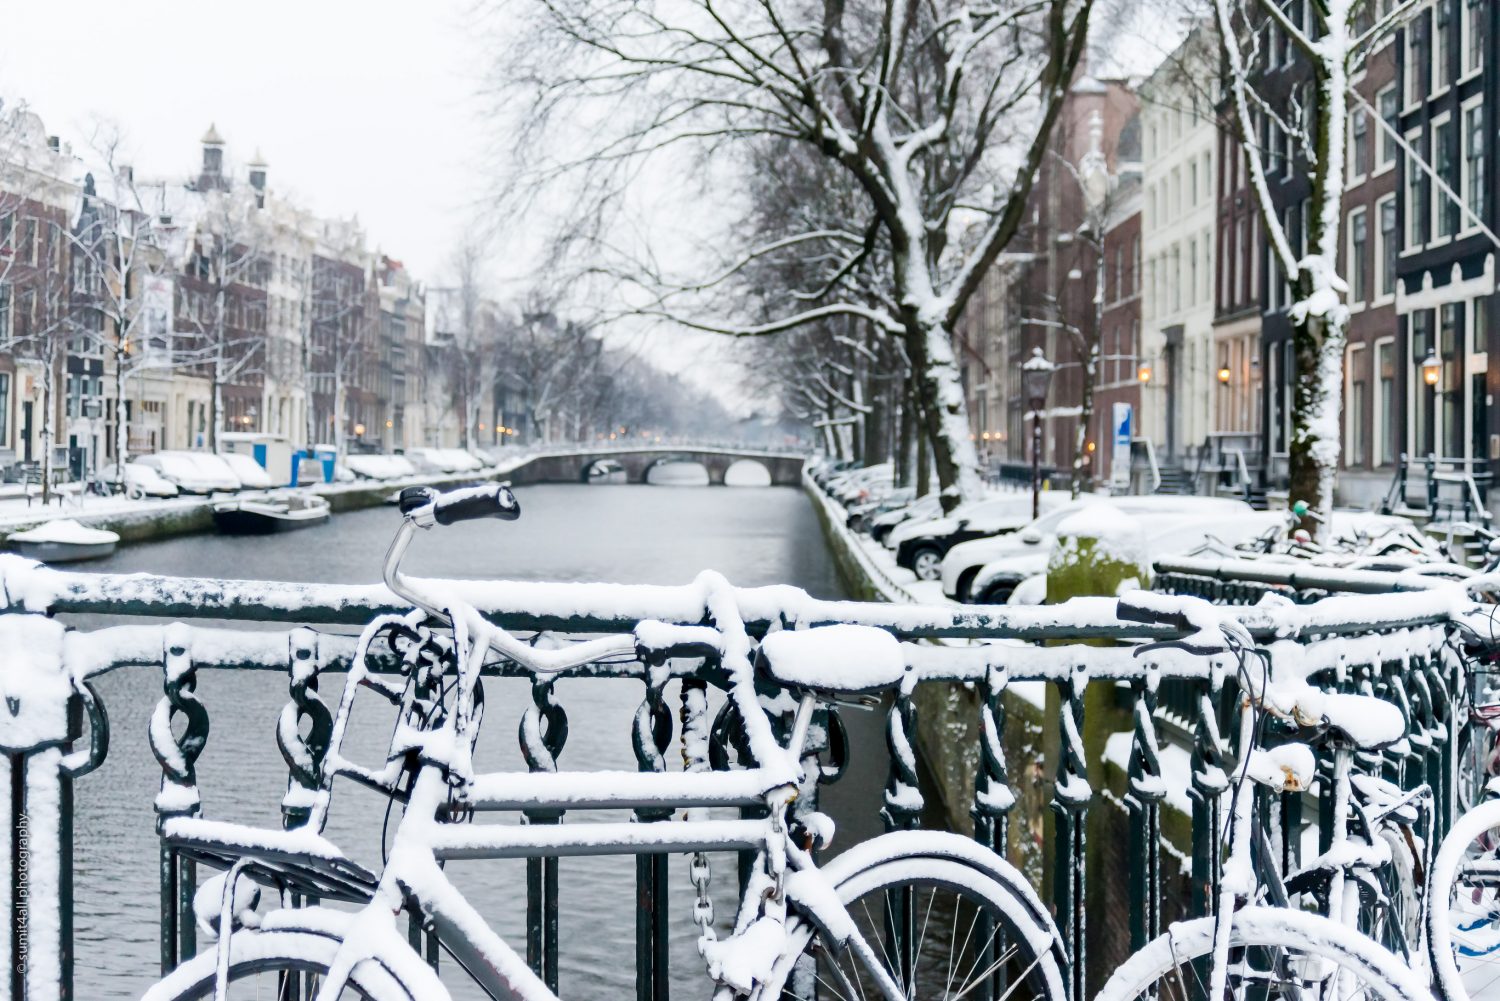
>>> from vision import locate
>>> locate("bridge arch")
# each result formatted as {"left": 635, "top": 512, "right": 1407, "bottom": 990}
{"left": 643, "top": 456, "right": 710, "bottom": 485}
{"left": 579, "top": 458, "right": 626, "bottom": 483}
{"left": 723, "top": 459, "right": 772, "bottom": 486}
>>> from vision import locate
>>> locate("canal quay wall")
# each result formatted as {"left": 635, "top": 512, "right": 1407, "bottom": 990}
{"left": 801, "top": 475, "right": 1052, "bottom": 883}
{"left": 0, "top": 468, "right": 504, "bottom": 551}
{"left": 801, "top": 474, "right": 1182, "bottom": 908}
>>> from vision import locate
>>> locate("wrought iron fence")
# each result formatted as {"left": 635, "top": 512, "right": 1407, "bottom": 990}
{"left": 0, "top": 554, "right": 1469, "bottom": 1001}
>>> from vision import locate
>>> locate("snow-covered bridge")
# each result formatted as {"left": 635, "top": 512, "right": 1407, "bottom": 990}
{"left": 503, "top": 444, "right": 806, "bottom": 486}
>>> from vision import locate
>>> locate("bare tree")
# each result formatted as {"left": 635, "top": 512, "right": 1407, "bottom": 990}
{"left": 1212, "top": 0, "right": 1416, "bottom": 531}
{"left": 177, "top": 186, "right": 268, "bottom": 451}
{"left": 302, "top": 251, "right": 370, "bottom": 456}
{"left": 429, "top": 237, "right": 502, "bottom": 450}
{"left": 10, "top": 217, "right": 77, "bottom": 502}
{"left": 66, "top": 124, "right": 181, "bottom": 483}
{"left": 504, "top": 0, "right": 1093, "bottom": 510}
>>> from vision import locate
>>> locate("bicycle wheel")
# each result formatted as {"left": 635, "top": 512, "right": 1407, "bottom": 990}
{"left": 762, "top": 854, "right": 1066, "bottom": 1001}
{"left": 1097, "top": 907, "right": 1432, "bottom": 1001}
{"left": 1430, "top": 799, "right": 1500, "bottom": 1001}
{"left": 140, "top": 929, "right": 431, "bottom": 1001}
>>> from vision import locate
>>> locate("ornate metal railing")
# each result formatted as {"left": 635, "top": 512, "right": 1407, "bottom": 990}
{"left": 0, "top": 554, "right": 1469, "bottom": 1001}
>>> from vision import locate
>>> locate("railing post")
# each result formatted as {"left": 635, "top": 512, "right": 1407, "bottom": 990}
{"left": 632, "top": 664, "right": 672, "bottom": 1001}
{"left": 973, "top": 663, "right": 1013, "bottom": 1001}
{"left": 0, "top": 615, "right": 74, "bottom": 1001}
{"left": 151, "top": 626, "right": 207, "bottom": 975}
{"left": 1126, "top": 668, "right": 1164, "bottom": 953}
{"left": 1189, "top": 661, "right": 1227, "bottom": 919}
{"left": 881, "top": 673, "right": 922, "bottom": 989}
{"left": 1051, "top": 661, "right": 1090, "bottom": 1001}
{"left": 521, "top": 677, "right": 568, "bottom": 994}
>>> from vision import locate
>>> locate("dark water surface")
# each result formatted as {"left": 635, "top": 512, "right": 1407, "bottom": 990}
{"left": 67, "top": 483, "right": 886, "bottom": 999}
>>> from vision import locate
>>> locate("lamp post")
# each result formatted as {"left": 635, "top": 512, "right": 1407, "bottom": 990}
{"left": 1022, "top": 348, "right": 1056, "bottom": 519}
{"left": 1420, "top": 351, "right": 1441, "bottom": 458}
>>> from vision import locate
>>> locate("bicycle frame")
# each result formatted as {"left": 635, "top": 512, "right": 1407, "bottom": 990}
{"left": 254, "top": 510, "right": 917, "bottom": 1001}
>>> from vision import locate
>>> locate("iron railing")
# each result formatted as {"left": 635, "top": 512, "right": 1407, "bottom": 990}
{"left": 0, "top": 554, "right": 1471, "bottom": 1001}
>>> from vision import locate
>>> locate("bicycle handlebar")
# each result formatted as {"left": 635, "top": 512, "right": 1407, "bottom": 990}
{"left": 399, "top": 484, "right": 520, "bottom": 525}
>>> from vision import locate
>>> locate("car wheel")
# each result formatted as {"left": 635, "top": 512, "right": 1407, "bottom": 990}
{"left": 912, "top": 546, "right": 943, "bottom": 581}
{"left": 955, "top": 568, "right": 980, "bottom": 603}
{"left": 976, "top": 581, "right": 1017, "bottom": 605}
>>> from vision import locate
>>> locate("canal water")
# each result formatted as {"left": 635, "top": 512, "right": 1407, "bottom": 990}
{"left": 67, "top": 482, "right": 887, "bottom": 999}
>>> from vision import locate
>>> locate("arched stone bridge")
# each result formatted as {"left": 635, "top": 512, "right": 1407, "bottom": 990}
{"left": 505, "top": 446, "right": 806, "bottom": 486}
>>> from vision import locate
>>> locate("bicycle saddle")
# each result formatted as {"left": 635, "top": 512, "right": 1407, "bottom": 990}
{"left": 756, "top": 625, "right": 907, "bottom": 694}
{"left": 1277, "top": 689, "right": 1406, "bottom": 751}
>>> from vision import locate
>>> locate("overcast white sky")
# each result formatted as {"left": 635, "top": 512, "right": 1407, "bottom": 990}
{"left": 0, "top": 0, "right": 491, "bottom": 284}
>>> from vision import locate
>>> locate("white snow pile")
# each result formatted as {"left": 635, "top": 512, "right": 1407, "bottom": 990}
{"left": 757, "top": 624, "right": 906, "bottom": 692}
{"left": 8, "top": 519, "right": 120, "bottom": 545}
{"left": 345, "top": 454, "right": 419, "bottom": 480}
{"left": 1050, "top": 504, "right": 1147, "bottom": 571}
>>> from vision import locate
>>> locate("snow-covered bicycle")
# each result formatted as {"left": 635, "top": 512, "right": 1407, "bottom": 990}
{"left": 1094, "top": 592, "right": 1435, "bottom": 1001}
{"left": 140, "top": 483, "right": 1068, "bottom": 1001}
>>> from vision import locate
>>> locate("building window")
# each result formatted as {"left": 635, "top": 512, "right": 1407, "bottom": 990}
{"left": 1347, "top": 344, "right": 1367, "bottom": 467}
{"left": 1435, "top": 116, "right": 1458, "bottom": 239}
{"left": 1348, "top": 207, "right": 1368, "bottom": 304}
{"left": 1465, "top": 0, "right": 1485, "bottom": 75}
{"left": 1464, "top": 102, "right": 1484, "bottom": 229}
{"left": 1377, "top": 195, "right": 1398, "bottom": 298}
{"left": 1188, "top": 237, "right": 1198, "bottom": 306}
{"left": 1351, "top": 108, "right": 1370, "bottom": 179}
{"left": 1405, "top": 10, "right": 1427, "bottom": 107}
{"left": 1435, "top": 0, "right": 1453, "bottom": 91}
{"left": 1375, "top": 339, "right": 1396, "bottom": 465}
{"left": 1379, "top": 86, "right": 1399, "bottom": 168}
{"left": 1407, "top": 129, "right": 1427, "bottom": 248}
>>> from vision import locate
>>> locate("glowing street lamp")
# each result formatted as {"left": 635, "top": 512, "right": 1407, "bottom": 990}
{"left": 1218, "top": 366, "right": 1232, "bottom": 385}
{"left": 1137, "top": 363, "right": 1152, "bottom": 384}
{"left": 1421, "top": 353, "right": 1442, "bottom": 387}
{"left": 1021, "top": 348, "right": 1056, "bottom": 520}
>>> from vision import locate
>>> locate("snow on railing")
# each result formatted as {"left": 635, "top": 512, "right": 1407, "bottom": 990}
{"left": 0, "top": 552, "right": 1472, "bottom": 1000}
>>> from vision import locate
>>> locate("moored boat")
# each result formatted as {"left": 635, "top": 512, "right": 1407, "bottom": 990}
{"left": 212, "top": 492, "right": 331, "bottom": 534}
{"left": 7, "top": 519, "right": 120, "bottom": 562}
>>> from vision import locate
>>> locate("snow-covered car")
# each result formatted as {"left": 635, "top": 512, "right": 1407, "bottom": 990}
{"left": 407, "top": 448, "right": 486, "bottom": 473}
{"left": 971, "top": 508, "right": 1284, "bottom": 605}
{"left": 941, "top": 495, "right": 1254, "bottom": 601}
{"left": 134, "top": 451, "right": 240, "bottom": 494}
{"left": 846, "top": 487, "right": 914, "bottom": 531}
{"left": 218, "top": 452, "right": 275, "bottom": 490}
{"left": 891, "top": 493, "right": 1074, "bottom": 580}
{"left": 345, "top": 453, "right": 419, "bottom": 480}
{"left": 122, "top": 462, "right": 178, "bottom": 498}
{"left": 869, "top": 495, "right": 942, "bottom": 544}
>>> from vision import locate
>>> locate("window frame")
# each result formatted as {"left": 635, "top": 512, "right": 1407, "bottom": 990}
{"left": 1374, "top": 193, "right": 1398, "bottom": 305}
{"left": 1460, "top": 95, "right": 1483, "bottom": 236}
{"left": 1431, "top": 111, "right": 1457, "bottom": 243}
{"left": 1347, "top": 205, "right": 1369, "bottom": 308}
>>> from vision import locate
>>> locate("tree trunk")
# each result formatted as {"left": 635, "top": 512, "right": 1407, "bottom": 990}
{"left": 39, "top": 351, "right": 55, "bottom": 505}
{"left": 895, "top": 380, "right": 914, "bottom": 488}
{"left": 1072, "top": 344, "right": 1098, "bottom": 499}
{"left": 114, "top": 350, "right": 127, "bottom": 485}
{"left": 1288, "top": 310, "right": 1346, "bottom": 532}
{"left": 905, "top": 317, "right": 981, "bottom": 511}
{"left": 915, "top": 398, "right": 930, "bottom": 499}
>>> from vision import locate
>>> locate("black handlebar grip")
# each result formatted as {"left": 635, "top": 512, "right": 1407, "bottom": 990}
{"left": 1115, "top": 592, "right": 1191, "bottom": 631}
{"left": 398, "top": 486, "right": 438, "bottom": 516}
{"left": 432, "top": 484, "right": 521, "bottom": 526}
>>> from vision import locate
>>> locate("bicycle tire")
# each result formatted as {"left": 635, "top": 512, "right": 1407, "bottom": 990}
{"left": 760, "top": 853, "right": 1066, "bottom": 1001}
{"left": 140, "top": 928, "right": 431, "bottom": 1001}
{"left": 1429, "top": 798, "right": 1500, "bottom": 1001}
{"left": 1097, "top": 907, "right": 1433, "bottom": 1001}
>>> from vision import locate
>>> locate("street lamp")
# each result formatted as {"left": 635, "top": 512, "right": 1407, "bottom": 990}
{"left": 1421, "top": 352, "right": 1442, "bottom": 387}
{"left": 1021, "top": 347, "right": 1056, "bottom": 519}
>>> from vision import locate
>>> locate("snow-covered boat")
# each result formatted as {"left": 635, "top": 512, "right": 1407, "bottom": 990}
{"left": 212, "top": 492, "right": 331, "bottom": 534}
{"left": 8, "top": 519, "right": 120, "bottom": 562}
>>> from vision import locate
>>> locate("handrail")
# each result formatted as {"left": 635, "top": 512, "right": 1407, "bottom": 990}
{"left": 1230, "top": 448, "right": 1251, "bottom": 497}
{"left": 1132, "top": 436, "right": 1161, "bottom": 492}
